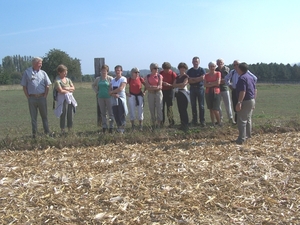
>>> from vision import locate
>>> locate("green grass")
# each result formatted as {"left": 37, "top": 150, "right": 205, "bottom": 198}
{"left": 1, "top": 83, "right": 300, "bottom": 149}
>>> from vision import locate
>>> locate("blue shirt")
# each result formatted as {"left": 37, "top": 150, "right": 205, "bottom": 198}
{"left": 236, "top": 72, "right": 256, "bottom": 101}
{"left": 187, "top": 67, "right": 205, "bottom": 87}
{"left": 225, "top": 69, "right": 257, "bottom": 89}
{"left": 21, "top": 67, "right": 51, "bottom": 94}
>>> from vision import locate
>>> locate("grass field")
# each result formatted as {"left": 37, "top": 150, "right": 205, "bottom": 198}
{"left": 0, "top": 83, "right": 300, "bottom": 224}
{"left": 0, "top": 83, "right": 300, "bottom": 140}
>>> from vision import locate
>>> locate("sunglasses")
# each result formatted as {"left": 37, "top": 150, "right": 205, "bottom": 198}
{"left": 134, "top": 72, "right": 140, "bottom": 74}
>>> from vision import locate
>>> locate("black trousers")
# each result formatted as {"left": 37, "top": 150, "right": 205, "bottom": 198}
{"left": 231, "top": 88, "right": 238, "bottom": 122}
{"left": 162, "top": 89, "right": 174, "bottom": 125}
{"left": 176, "top": 91, "right": 189, "bottom": 126}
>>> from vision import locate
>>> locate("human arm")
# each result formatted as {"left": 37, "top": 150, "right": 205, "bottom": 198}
{"left": 188, "top": 75, "right": 204, "bottom": 84}
{"left": 224, "top": 71, "right": 233, "bottom": 89}
{"left": 172, "top": 76, "right": 188, "bottom": 89}
{"left": 22, "top": 86, "right": 29, "bottom": 98}
{"left": 61, "top": 79, "right": 75, "bottom": 92}
{"left": 91, "top": 77, "right": 99, "bottom": 94}
{"left": 145, "top": 74, "right": 162, "bottom": 91}
{"left": 235, "top": 91, "right": 246, "bottom": 112}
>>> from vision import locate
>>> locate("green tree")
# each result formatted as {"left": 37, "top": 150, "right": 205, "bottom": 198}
{"left": 42, "top": 49, "right": 82, "bottom": 82}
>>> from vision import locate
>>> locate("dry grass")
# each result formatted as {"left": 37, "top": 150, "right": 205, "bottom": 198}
{"left": 0, "top": 131, "right": 299, "bottom": 224}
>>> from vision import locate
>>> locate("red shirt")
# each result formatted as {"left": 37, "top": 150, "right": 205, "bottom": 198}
{"left": 160, "top": 70, "right": 177, "bottom": 90}
{"left": 127, "top": 77, "right": 145, "bottom": 95}
{"left": 204, "top": 72, "right": 221, "bottom": 94}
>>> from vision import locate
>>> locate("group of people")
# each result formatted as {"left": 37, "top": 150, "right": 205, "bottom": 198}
{"left": 21, "top": 56, "right": 257, "bottom": 144}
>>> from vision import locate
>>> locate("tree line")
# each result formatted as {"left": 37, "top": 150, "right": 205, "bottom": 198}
{"left": 1, "top": 49, "right": 300, "bottom": 84}
{"left": 0, "top": 49, "right": 82, "bottom": 84}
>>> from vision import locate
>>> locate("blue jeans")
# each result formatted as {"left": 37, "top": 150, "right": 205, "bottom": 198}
{"left": 190, "top": 86, "right": 205, "bottom": 124}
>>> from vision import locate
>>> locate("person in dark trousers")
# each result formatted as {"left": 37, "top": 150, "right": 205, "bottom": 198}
{"left": 187, "top": 56, "right": 206, "bottom": 126}
{"left": 173, "top": 62, "right": 190, "bottom": 131}
{"left": 160, "top": 62, "right": 177, "bottom": 127}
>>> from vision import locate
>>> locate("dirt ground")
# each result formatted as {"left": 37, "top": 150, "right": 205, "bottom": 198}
{"left": 0, "top": 131, "right": 299, "bottom": 224}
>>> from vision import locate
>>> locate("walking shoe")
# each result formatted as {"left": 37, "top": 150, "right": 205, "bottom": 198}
{"left": 235, "top": 138, "right": 244, "bottom": 145}
{"left": 200, "top": 122, "right": 206, "bottom": 127}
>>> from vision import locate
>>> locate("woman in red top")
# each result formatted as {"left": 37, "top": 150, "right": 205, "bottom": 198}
{"left": 204, "top": 62, "right": 221, "bottom": 126}
{"left": 126, "top": 67, "right": 146, "bottom": 130}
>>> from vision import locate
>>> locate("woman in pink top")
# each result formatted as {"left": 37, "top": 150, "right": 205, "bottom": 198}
{"left": 204, "top": 61, "right": 221, "bottom": 126}
{"left": 145, "top": 63, "right": 163, "bottom": 129}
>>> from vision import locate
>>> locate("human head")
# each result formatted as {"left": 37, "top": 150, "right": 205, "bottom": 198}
{"left": 100, "top": 64, "right": 109, "bottom": 73}
{"left": 57, "top": 64, "right": 68, "bottom": 78}
{"left": 150, "top": 63, "right": 159, "bottom": 72}
{"left": 32, "top": 57, "right": 43, "bottom": 71}
{"left": 162, "top": 62, "right": 171, "bottom": 70}
{"left": 114, "top": 65, "right": 123, "bottom": 76}
{"left": 237, "top": 62, "right": 248, "bottom": 75}
{"left": 233, "top": 60, "right": 240, "bottom": 70}
{"left": 131, "top": 67, "right": 140, "bottom": 78}
{"left": 192, "top": 56, "right": 200, "bottom": 69}
{"left": 178, "top": 62, "right": 188, "bottom": 70}
{"left": 178, "top": 62, "right": 188, "bottom": 74}
{"left": 216, "top": 58, "right": 224, "bottom": 68}
{"left": 57, "top": 64, "right": 68, "bottom": 73}
{"left": 208, "top": 61, "right": 217, "bottom": 71}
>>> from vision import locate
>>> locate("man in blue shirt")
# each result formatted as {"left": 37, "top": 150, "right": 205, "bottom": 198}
{"left": 21, "top": 57, "right": 52, "bottom": 138}
{"left": 235, "top": 62, "right": 257, "bottom": 145}
{"left": 187, "top": 56, "right": 206, "bottom": 126}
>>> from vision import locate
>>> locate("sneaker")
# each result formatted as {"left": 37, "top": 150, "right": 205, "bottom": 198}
{"left": 200, "top": 122, "right": 206, "bottom": 127}
{"left": 235, "top": 138, "right": 244, "bottom": 145}
{"left": 229, "top": 119, "right": 237, "bottom": 125}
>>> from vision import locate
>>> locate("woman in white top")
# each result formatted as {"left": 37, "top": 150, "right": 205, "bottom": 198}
{"left": 110, "top": 65, "right": 128, "bottom": 134}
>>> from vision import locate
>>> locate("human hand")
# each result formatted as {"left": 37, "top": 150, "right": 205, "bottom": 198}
{"left": 235, "top": 103, "right": 242, "bottom": 112}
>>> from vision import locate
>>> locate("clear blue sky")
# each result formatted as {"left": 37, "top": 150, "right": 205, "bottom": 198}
{"left": 0, "top": 0, "right": 299, "bottom": 74}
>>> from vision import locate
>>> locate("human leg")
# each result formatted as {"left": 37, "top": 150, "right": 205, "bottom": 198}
{"left": 189, "top": 87, "right": 198, "bottom": 124}
{"left": 198, "top": 87, "right": 205, "bottom": 125}
{"left": 66, "top": 103, "right": 74, "bottom": 131}
{"left": 155, "top": 91, "right": 163, "bottom": 126}
{"left": 222, "top": 91, "right": 233, "bottom": 121}
{"left": 164, "top": 89, "right": 174, "bottom": 126}
{"left": 28, "top": 97, "right": 38, "bottom": 136}
{"left": 98, "top": 98, "right": 108, "bottom": 129}
{"left": 60, "top": 100, "right": 67, "bottom": 131}
{"left": 237, "top": 100, "right": 253, "bottom": 142}
{"left": 38, "top": 97, "right": 50, "bottom": 134}
{"left": 176, "top": 92, "right": 188, "bottom": 127}
{"left": 232, "top": 89, "right": 238, "bottom": 123}
{"left": 148, "top": 93, "right": 156, "bottom": 125}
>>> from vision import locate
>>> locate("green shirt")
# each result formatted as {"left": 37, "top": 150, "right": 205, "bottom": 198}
{"left": 98, "top": 77, "right": 110, "bottom": 98}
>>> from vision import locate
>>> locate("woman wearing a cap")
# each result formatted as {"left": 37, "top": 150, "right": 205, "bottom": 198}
{"left": 145, "top": 63, "right": 163, "bottom": 130}
{"left": 126, "top": 67, "right": 146, "bottom": 131}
